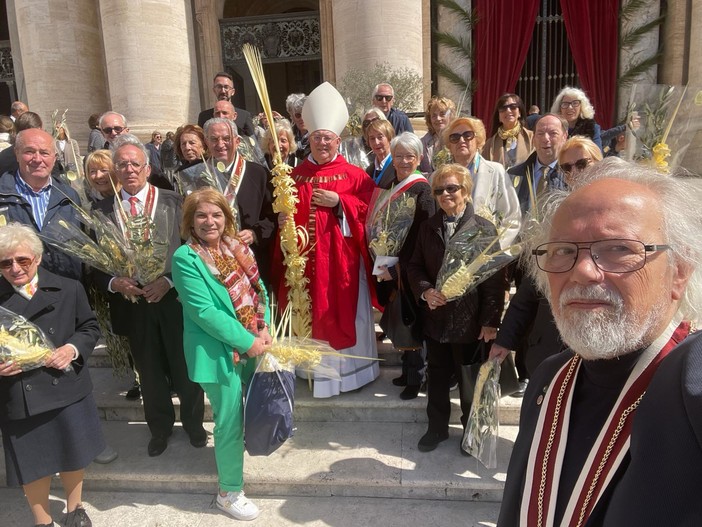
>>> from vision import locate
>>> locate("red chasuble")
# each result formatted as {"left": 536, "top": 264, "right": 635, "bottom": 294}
{"left": 275, "top": 155, "right": 377, "bottom": 350}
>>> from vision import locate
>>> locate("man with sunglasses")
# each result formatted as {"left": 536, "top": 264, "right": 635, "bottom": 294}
{"left": 498, "top": 159, "right": 702, "bottom": 526}
{"left": 99, "top": 111, "right": 130, "bottom": 149}
{"left": 371, "top": 83, "right": 413, "bottom": 135}
{"left": 197, "top": 72, "right": 255, "bottom": 137}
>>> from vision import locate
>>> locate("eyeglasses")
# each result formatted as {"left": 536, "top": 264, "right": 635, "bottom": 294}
{"left": 115, "top": 160, "right": 145, "bottom": 171}
{"left": 532, "top": 239, "right": 670, "bottom": 274}
{"left": 375, "top": 95, "right": 393, "bottom": 102}
{"left": 0, "top": 256, "right": 35, "bottom": 270}
{"left": 448, "top": 130, "right": 475, "bottom": 144}
{"left": 433, "top": 184, "right": 462, "bottom": 196}
{"left": 362, "top": 117, "right": 379, "bottom": 129}
{"left": 311, "top": 134, "right": 337, "bottom": 144}
{"left": 499, "top": 103, "right": 519, "bottom": 112}
{"left": 394, "top": 154, "right": 417, "bottom": 162}
{"left": 214, "top": 84, "right": 233, "bottom": 91}
{"left": 560, "top": 158, "right": 592, "bottom": 174}
{"left": 560, "top": 100, "right": 581, "bottom": 110}
{"left": 102, "top": 126, "right": 125, "bottom": 135}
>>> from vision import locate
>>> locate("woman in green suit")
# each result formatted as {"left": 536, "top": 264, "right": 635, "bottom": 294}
{"left": 172, "top": 188, "right": 271, "bottom": 522}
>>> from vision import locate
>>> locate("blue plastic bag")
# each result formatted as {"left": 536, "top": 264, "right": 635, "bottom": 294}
{"left": 244, "top": 354, "right": 295, "bottom": 456}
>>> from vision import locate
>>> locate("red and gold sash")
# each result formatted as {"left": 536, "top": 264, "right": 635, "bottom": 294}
{"left": 222, "top": 154, "right": 246, "bottom": 208}
{"left": 521, "top": 319, "right": 690, "bottom": 527}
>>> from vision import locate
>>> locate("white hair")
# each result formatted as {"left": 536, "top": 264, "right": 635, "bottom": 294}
{"left": 110, "top": 133, "right": 149, "bottom": 163}
{"left": 550, "top": 86, "right": 595, "bottom": 120}
{"left": 99, "top": 111, "right": 128, "bottom": 128}
{"left": 285, "top": 93, "right": 307, "bottom": 115}
{"left": 372, "top": 83, "right": 394, "bottom": 98}
{"left": 390, "top": 132, "right": 423, "bottom": 159}
{"left": 525, "top": 157, "right": 702, "bottom": 322}
{"left": 203, "top": 117, "right": 238, "bottom": 138}
{"left": 0, "top": 223, "right": 43, "bottom": 258}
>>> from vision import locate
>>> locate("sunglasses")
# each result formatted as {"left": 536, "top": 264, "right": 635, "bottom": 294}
{"left": 102, "top": 126, "right": 125, "bottom": 135}
{"left": 0, "top": 256, "right": 35, "bottom": 270}
{"left": 499, "top": 103, "right": 519, "bottom": 112}
{"left": 375, "top": 95, "right": 393, "bottom": 102}
{"left": 560, "top": 158, "right": 592, "bottom": 174}
{"left": 448, "top": 130, "right": 475, "bottom": 144}
{"left": 433, "top": 184, "right": 462, "bottom": 196}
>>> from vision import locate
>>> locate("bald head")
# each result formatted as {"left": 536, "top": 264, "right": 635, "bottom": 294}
{"left": 213, "top": 100, "right": 237, "bottom": 121}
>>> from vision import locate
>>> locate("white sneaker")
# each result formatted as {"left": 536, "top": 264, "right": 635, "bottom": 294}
{"left": 216, "top": 491, "right": 260, "bottom": 521}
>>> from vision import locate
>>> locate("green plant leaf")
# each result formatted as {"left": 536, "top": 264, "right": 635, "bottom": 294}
{"left": 618, "top": 52, "right": 663, "bottom": 87}
{"left": 434, "top": 61, "right": 470, "bottom": 91}
{"left": 620, "top": 15, "right": 665, "bottom": 49}
{"left": 436, "top": 0, "right": 479, "bottom": 27}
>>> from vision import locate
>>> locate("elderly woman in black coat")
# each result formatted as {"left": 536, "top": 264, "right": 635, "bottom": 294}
{"left": 0, "top": 223, "right": 102, "bottom": 527}
{"left": 406, "top": 164, "right": 505, "bottom": 453}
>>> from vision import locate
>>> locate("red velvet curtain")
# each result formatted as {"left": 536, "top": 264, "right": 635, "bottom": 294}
{"left": 472, "top": 0, "right": 540, "bottom": 136}
{"left": 560, "top": 0, "right": 619, "bottom": 128}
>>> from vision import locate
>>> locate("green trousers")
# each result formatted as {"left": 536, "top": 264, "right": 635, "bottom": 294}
{"left": 201, "top": 376, "right": 245, "bottom": 492}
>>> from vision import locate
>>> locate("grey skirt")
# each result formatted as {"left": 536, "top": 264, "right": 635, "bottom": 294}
{"left": 1, "top": 393, "right": 105, "bottom": 486}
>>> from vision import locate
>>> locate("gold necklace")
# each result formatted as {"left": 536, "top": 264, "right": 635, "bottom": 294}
{"left": 536, "top": 356, "right": 644, "bottom": 527}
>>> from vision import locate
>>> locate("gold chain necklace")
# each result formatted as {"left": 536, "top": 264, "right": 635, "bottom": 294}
{"left": 536, "top": 355, "right": 644, "bottom": 527}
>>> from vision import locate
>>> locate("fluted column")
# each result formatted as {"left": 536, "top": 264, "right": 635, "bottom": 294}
{"left": 7, "top": 0, "right": 109, "bottom": 145}
{"left": 98, "top": 0, "right": 201, "bottom": 138}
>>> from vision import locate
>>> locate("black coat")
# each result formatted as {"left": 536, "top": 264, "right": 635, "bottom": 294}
{"left": 0, "top": 270, "right": 100, "bottom": 420}
{"left": 499, "top": 331, "right": 702, "bottom": 526}
{"left": 197, "top": 107, "right": 255, "bottom": 137}
{"left": 494, "top": 274, "right": 564, "bottom": 375}
{"left": 507, "top": 151, "right": 566, "bottom": 215}
{"left": 406, "top": 205, "right": 505, "bottom": 343}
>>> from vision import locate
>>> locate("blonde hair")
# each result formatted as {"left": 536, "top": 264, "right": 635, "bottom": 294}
{"left": 442, "top": 117, "right": 487, "bottom": 149}
{"left": 431, "top": 163, "right": 474, "bottom": 198}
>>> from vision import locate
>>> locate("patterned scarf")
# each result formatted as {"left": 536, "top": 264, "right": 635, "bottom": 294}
{"left": 497, "top": 122, "right": 522, "bottom": 147}
{"left": 188, "top": 235, "right": 266, "bottom": 335}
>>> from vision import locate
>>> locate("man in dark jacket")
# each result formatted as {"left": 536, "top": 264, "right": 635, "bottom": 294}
{"left": 197, "top": 72, "right": 255, "bottom": 137}
{"left": 0, "top": 129, "right": 82, "bottom": 280}
{"left": 499, "top": 159, "right": 702, "bottom": 526}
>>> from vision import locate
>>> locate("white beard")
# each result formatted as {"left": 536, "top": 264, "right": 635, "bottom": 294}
{"left": 554, "top": 285, "right": 664, "bottom": 361}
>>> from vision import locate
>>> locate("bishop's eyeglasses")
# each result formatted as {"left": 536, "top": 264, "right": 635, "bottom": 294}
{"left": 532, "top": 239, "right": 670, "bottom": 274}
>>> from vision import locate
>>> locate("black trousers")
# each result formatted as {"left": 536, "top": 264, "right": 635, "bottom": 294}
{"left": 425, "top": 337, "right": 481, "bottom": 433}
{"left": 126, "top": 289, "right": 204, "bottom": 438}
{"left": 401, "top": 348, "right": 427, "bottom": 386}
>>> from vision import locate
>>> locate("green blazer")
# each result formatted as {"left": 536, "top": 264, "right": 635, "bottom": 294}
{"left": 172, "top": 244, "right": 270, "bottom": 386}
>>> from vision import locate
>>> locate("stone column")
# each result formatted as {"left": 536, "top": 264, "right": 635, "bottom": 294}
{"left": 6, "top": 0, "right": 109, "bottom": 146}
{"left": 98, "top": 0, "right": 201, "bottom": 138}
{"left": 193, "top": 0, "right": 224, "bottom": 110}
{"left": 330, "top": 0, "right": 425, "bottom": 112}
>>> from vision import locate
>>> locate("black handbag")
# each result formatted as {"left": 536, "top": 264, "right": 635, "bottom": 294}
{"left": 460, "top": 342, "right": 521, "bottom": 408}
{"left": 379, "top": 279, "right": 423, "bottom": 349}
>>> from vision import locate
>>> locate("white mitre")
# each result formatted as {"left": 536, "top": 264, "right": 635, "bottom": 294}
{"left": 301, "top": 82, "right": 349, "bottom": 136}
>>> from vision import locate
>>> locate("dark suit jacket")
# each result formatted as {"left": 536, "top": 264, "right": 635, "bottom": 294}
{"left": 364, "top": 159, "right": 397, "bottom": 189}
{"left": 494, "top": 275, "right": 564, "bottom": 375}
{"left": 508, "top": 151, "right": 566, "bottom": 215}
{"left": 197, "top": 107, "right": 255, "bottom": 137}
{"left": 499, "top": 330, "right": 702, "bottom": 526}
{"left": 93, "top": 186, "right": 183, "bottom": 335}
{"left": 0, "top": 271, "right": 100, "bottom": 420}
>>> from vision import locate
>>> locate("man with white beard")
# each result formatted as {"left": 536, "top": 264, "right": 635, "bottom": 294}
{"left": 498, "top": 157, "right": 702, "bottom": 526}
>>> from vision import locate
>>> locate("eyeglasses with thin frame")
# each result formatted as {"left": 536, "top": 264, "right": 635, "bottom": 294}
{"left": 560, "top": 100, "right": 581, "bottom": 110}
{"left": 214, "top": 84, "right": 233, "bottom": 91}
{"left": 102, "top": 126, "right": 125, "bottom": 135}
{"left": 448, "top": 130, "right": 475, "bottom": 144}
{"left": 115, "top": 160, "right": 145, "bottom": 171}
{"left": 499, "top": 103, "right": 519, "bottom": 112}
{"left": 433, "top": 184, "right": 462, "bottom": 196}
{"left": 394, "top": 154, "right": 417, "bottom": 162}
{"left": 311, "top": 134, "right": 337, "bottom": 144}
{"left": 0, "top": 256, "right": 35, "bottom": 270}
{"left": 560, "top": 158, "right": 592, "bottom": 174}
{"left": 375, "top": 95, "right": 393, "bottom": 102}
{"left": 532, "top": 239, "right": 670, "bottom": 274}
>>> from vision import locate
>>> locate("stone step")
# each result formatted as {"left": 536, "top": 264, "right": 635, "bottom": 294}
{"left": 91, "top": 366, "right": 523, "bottom": 425}
{"left": 0, "top": 419, "right": 516, "bottom": 502}
{"left": 0, "top": 488, "right": 502, "bottom": 526}
{"left": 89, "top": 338, "right": 403, "bottom": 369}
